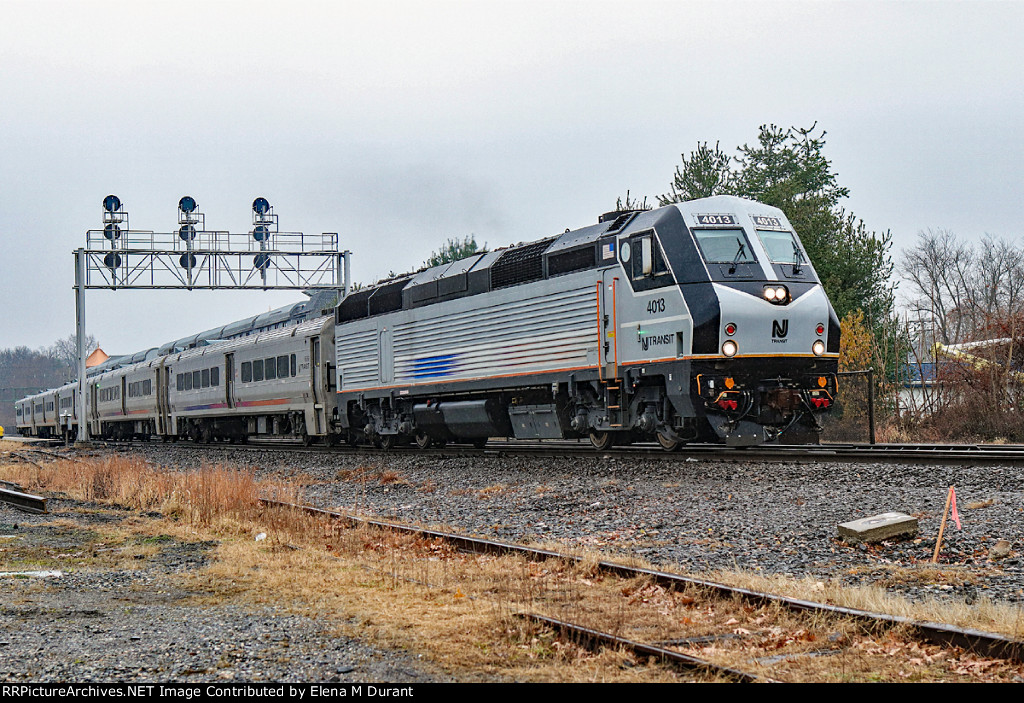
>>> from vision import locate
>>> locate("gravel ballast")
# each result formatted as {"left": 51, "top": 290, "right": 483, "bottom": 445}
{"left": 0, "top": 499, "right": 451, "bottom": 683}
{"left": 131, "top": 444, "right": 1024, "bottom": 604}
{"left": 4, "top": 442, "right": 1024, "bottom": 681}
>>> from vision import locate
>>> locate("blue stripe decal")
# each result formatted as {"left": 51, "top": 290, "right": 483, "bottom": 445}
{"left": 408, "top": 354, "right": 460, "bottom": 379}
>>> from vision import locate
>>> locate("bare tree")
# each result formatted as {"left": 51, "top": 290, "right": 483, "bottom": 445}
{"left": 47, "top": 332, "right": 99, "bottom": 383}
{"left": 900, "top": 229, "right": 972, "bottom": 345}
{"left": 900, "top": 229, "right": 1024, "bottom": 347}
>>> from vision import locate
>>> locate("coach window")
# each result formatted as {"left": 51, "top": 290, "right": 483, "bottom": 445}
{"left": 241, "top": 362, "right": 252, "bottom": 383}
{"left": 202, "top": 369, "right": 210, "bottom": 388}
{"left": 184, "top": 373, "right": 192, "bottom": 391}
{"left": 177, "top": 374, "right": 184, "bottom": 391}
{"left": 192, "top": 370, "right": 201, "bottom": 389}
{"left": 253, "top": 359, "right": 264, "bottom": 382}
{"left": 211, "top": 367, "right": 219, "bottom": 386}
{"left": 265, "top": 357, "right": 277, "bottom": 380}
{"left": 277, "top": 355, "right": 288, "bottom": 379}
{"left": 290, "top": 354, "right": 297, "bottom": 377}
{"left": 144, "top": 379, "right": 152, "bottom": 395}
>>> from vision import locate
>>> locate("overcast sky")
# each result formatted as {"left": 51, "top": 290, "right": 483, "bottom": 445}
{"left": 1, "top": 0, "right": 1022, "bottom": 354}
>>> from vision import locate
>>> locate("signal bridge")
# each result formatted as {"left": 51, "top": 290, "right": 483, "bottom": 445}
{"left": 73, "top": 195, "right": 351, "bottom": 441}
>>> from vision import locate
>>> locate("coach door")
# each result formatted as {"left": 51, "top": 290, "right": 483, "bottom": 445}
{"left": 154, "top": 364, "right": 167, "bottom": 435}
{"left": 225, "top": 354, "right": 235, "bottom": 409}
{"left": 89, "top": 382, "right": 98, "bottom": 435}
{"left": 310, "top": 338, "right": 324, "bottom": 435}
{"left": 159, "top": 364, "right": 173, "bottom": 435}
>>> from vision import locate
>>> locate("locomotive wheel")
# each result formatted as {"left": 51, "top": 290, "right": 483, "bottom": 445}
{"left": 656, "top": 432, "right": 681, "bottom": 452}
{"left": 414, "top": 433, "right": 432, "bottom": 450}
{"left": 303, "top": 433, "right": 316, "bottom": 447}
{"left": 471, "top": 437, "right": 488, "bottom": 449}
{"left": 589, "top": 431, "right": 613, "bottom": 451}
{"left": 377, "top": 434, "right": 396, "bottom": 451}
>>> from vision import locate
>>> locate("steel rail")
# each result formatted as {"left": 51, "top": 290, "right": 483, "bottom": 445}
{"left": 516, "top": 612, "right": 762, "bottom": 682}
{"left": 258, "top": 498, "right": 1024, "bottom": 664}
{"left": 0, "top": 487, "right": 48, "bottom": 514}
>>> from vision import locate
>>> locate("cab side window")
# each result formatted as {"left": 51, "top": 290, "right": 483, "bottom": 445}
{"left": 620, "top": 230, "right": 672, "bottom": 289}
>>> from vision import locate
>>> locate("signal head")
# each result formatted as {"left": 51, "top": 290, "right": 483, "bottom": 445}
{"left": 252, "top": 197, "right": 270, "bottom": 215}
{"left": 102, "top": 195, "right": 121, "bottom": 213}
{"left": 179, "top": 196, "right": 198, "bottom": 213}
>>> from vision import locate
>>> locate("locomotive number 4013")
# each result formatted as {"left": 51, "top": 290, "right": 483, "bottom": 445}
{"left": 646, "top": 298, "right": 666, "bottom": 314}
{"left": 695, "top": 214, "right": 736, "bottom": 225}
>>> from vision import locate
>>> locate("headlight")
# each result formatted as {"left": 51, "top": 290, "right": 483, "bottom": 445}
{"left": 722, "top": 340, "right": 738, "bottom": 357}
{"left": 812, "top": 340, "right": 825, "bottom": 356}
{"left": 763, "top": 285, "right": 789, "bottom": 303}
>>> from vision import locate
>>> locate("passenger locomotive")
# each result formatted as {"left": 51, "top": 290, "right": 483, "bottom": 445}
{"left": 16, "top": 195, "right": 839, "bottom": 449}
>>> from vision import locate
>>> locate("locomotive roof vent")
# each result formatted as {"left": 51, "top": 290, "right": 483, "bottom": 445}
{"left": 599, "top": 209, "right": 644, "bottom": 233}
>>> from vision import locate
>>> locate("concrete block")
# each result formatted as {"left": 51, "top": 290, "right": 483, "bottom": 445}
{"left": 838, "top": 512, "right": 919, "bottom": 544}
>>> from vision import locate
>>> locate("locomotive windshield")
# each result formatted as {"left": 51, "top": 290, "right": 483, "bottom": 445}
{"left": 691, "top": 228, "right": 756, "bottom": 264}
{"left": 756, "top": 229, "right": 804, "bottom": 264}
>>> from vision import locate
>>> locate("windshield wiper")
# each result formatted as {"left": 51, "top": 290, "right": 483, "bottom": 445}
{"left": 728, "top": 240, "right": 747, "bottom": 274}
{"left": 792, "top": 242, "right": 805, "bottom": 274}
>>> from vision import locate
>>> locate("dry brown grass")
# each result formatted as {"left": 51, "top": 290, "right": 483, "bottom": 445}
{"left": 476, "top": 484, "right": 508, "bottom": 499}
{"left": 4, "top": 452, "right": 1024, "bottom": 682}
{"left": 337, "top": 466, "right": 409, "bottom": 487}
{"left": 0, "top": 454, "right": 299, "bottom": 530}
{"left": 705, "top": 570, "right": 1024, "bottom": 641}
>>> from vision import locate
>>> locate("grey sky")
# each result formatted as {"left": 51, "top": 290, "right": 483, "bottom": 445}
{"left": 1, "top": 0, "right": 1021, "bottom": 353}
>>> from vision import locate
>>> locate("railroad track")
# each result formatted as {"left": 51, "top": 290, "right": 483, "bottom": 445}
{"left": 66, "top": 435, "right": 1024, "bottom": 466}
{"left": 259, "top": 497, "right": 1024, "bottom": 680}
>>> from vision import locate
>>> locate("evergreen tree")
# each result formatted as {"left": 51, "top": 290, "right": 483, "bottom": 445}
{"left": 424, "top": 235, "right": 486, "bottom": 268}
{"left": 660, "top": 123, "right": 894, "bottom": 324}
{"left": 657, "top": 141, "right": 732, "bottom": 204}
{"left": 614, "top": 190, "right": 652, "bottom": 212}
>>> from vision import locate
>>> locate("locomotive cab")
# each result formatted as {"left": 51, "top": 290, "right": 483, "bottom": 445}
{"left": 663, "top": 197, "right": 840, "bottom": 445}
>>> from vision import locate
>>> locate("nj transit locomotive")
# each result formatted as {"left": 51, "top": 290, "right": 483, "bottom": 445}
{"left": 17, "top": 195, "right": 839, "bottom": 449}
{"left": 334, "top": 195, "right": 839, "bottom": 449}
